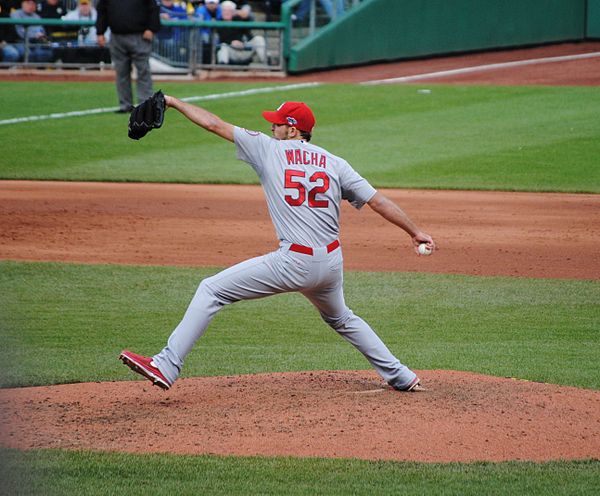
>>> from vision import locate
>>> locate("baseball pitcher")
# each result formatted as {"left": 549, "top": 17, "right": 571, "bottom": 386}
{"left": 120, "top": 96, "right": 436, "bottom": 392}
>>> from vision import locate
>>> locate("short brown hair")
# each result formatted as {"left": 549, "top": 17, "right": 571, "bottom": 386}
{"left": 300, "top": 130, "right": 312, "bottom": 142}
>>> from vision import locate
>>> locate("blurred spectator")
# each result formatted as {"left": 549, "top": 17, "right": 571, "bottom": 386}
{"left": 160, "top": 0, "right": 189, "bottom": 21}
{"left": 1, "top": 1, "right": 21, "bottom": 40}
{"left": 96, "top": 0, "right": 161, "bottom": 113}
{"left": 235, "top": 2, "right": 252, "bottom": 19}
{"left": 38, "top": 0, "right": 81, "bottom": 44}
{"left": 9, "top": 0, "right": 53, "bottom": 62}
{"left": 157, "top": 0, "right": 188, "bottom": 63}
{"left": 261, "top": 0, "right": 282, "bottom": 21}
{"left": 1, "top": 41, "right": 20, "bottom": 62}
{"left": 1, "top": 42, "right": 20, "bottom": 63}
{"left": 0, "top": 0, "right": 21, "bottom": 62}
{"left": 13, "top": 0, "right": 47, "bottom": 41}
{"left": 194, "top": 0, "right": 221, "bottom": 43}
{"left": 37, "top": 0, "right": 67, "bottom": 18}
{"left": 159, "top": 0, "right": 188, "bottom": 41}
{"left": 62, "top": 0, "right": 100, "bottom": 45}
{"left": 289, "top": 0, "right": 345, "bottom": 22}
{"left": 195, "top": 0, "right": 221, "bottom": 20}
{"left": 37, "top": 0, "right": 66, "bottom": 38}
{"left": 193, "top": 0, "right": 221, "bottom": 62}
{"left": 186, "top": 0, "right": 200, "bottom": 16}
{"left": 216, "top": 0, "right": 265, "bottom": 65}
{"left": 0, "top": 0, "right": 20, "bottom": 20}
{"left": 37, "top": 0, "right": 67, "bottom": 20}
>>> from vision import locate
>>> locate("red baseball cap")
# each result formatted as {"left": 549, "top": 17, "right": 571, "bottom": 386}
{"left": 262, "top": 101, "right": 316, "bottom": 133}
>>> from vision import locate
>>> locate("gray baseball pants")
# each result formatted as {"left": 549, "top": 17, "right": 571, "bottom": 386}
{"left": 152, "top": 243, "right": 417, "bottom": 390}
{"left": 109, "top": 33, "right": 153, "bottom": 111}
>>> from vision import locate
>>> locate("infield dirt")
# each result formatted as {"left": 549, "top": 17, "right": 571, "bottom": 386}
{"left": 1, "top": 181, "right": 599, "bottom": 280}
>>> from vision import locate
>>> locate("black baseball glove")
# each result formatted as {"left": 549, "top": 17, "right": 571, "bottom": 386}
{"left": 128, "top": 90, "right": 166, "bottom": 140}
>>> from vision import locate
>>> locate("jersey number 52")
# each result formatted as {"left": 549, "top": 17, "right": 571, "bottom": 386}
{"left": 284, "top": 169, "right": 330, "bottom": 208}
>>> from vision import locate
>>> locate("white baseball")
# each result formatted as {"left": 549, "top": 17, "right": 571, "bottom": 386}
{"left": 418, "top": 243, "right": 432, "bottom": 256}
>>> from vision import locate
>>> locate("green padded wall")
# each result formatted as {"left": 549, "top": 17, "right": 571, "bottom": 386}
{"left": 588, "top": 0, "right": 600, "bottom": 38}
{"left": 288, "top": 0, "right": 587, "bottom": 73}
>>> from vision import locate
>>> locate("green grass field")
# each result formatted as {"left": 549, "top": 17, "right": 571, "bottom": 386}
{"left": 1, "top": 82, "right": 599, "bottom": 191}
{"left": 1, "top": 261, "right": 599, "bottom": 389}
{"left": 2, "top": 449, "right": 599, "bottom": 496}
{"left": 1, "top": 79, "right": 599, "bottom": 494}
{"left": 1, "top": 260, "right": 599, "bottom": 493}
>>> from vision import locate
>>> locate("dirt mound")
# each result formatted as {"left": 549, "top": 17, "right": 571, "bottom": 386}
{"left": 1, "top": 370, "right": 599, "bottom": 462}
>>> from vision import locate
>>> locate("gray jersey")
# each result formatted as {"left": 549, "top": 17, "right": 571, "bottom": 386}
{"left": 234, "top": 126, "right": 377, "bottom": 247}
{"left": 150, "top": 126, "right": 417, "bottom": 393}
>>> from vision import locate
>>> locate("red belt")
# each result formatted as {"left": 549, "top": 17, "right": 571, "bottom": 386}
{"left": 289, "top": 239, "right": 340, "bottom": 256}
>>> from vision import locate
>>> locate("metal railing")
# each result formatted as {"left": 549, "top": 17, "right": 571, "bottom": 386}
{"left": 0, "top": 17, "right": 286, "bottom": 73}
{"left": 0, "top": 1, "right": 364, "bottom": 74}
{"left": 158, "top": 18, "right": 286, "bottom": 73}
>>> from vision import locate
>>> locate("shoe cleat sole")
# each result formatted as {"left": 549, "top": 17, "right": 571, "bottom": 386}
{"left": 119, "top": 353, "right": 170, "bottom": 390}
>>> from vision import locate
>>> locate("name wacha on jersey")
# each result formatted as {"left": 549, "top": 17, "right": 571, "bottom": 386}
{"left": 284, "top": 148, "right": 327, "bottom": 168}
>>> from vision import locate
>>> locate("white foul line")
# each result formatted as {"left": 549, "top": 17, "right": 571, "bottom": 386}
{"left": 361, "top": 51, "right": 600, "bottom": 85}
{"left": 0, "top": 82, "right": 322, "bottom": 127}
{"left": 3, "top": 51, "right": 595, "bottom": 125}
{"left": 180, "top": 81, "right": 321, "bottom": 103}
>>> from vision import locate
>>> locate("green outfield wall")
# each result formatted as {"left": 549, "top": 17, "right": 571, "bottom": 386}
{"left": 588, "top": 0, "right": 600, "bottom": 38}
{"left": 288, "top": 0, "right": 589, "bottom": 73}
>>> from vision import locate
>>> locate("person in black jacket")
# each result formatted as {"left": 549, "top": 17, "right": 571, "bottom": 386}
{"left": 37, "top": 0, "right": 68, "bottom": 40}
{"left": 1, "top": 0, "right": 22, "bottom": 61}
{"left": 96, "top": 0, "right": 160, "bottom": 113}
{"left": 0, "top": 0, "right": 21, "bottom": 43}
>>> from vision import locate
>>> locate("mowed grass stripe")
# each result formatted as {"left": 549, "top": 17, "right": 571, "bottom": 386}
{"left": 1, "top": 261, "right": 598, "bottom": 389}
{"left": 0, "top": 83, "right": 598, "bottom": 191}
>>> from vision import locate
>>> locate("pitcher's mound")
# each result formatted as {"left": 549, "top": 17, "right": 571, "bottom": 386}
{"left": 1, "top": 370, "right": 599, "bottom": 462}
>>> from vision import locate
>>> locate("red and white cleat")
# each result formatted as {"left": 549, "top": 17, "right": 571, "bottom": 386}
{"left": 395, "top": 376, "right": 425, "bottom": 392}
{"left": 119, "top": 350, "right": 171, "bottom": 390}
